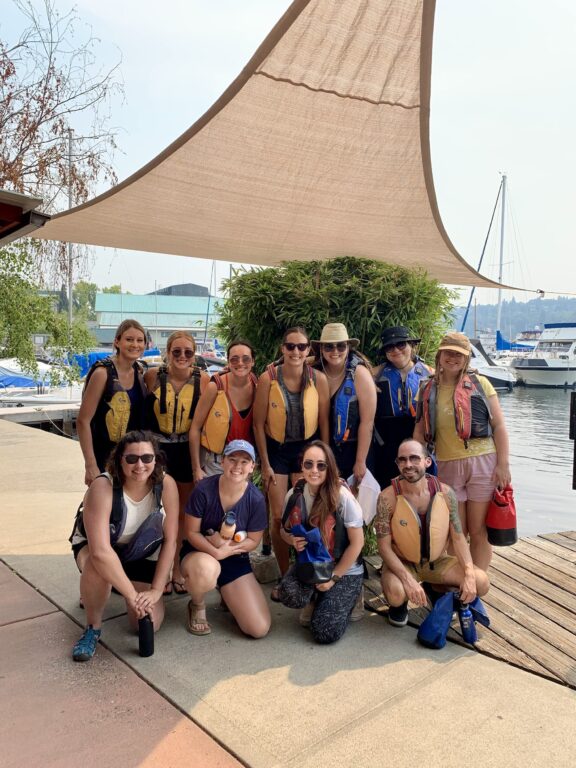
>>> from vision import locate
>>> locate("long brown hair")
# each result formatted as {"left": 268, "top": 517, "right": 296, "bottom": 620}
{"left": 107, "top": 430, "right": 165, "bottom": 486}
{"left": 301, "top": 440, "right": 341, "bottom": 547}
{"left": 113, "top": 319, "right": 146, "bottom": 354}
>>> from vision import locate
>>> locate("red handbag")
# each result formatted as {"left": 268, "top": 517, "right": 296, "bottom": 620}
{"left": 486, "top": 484, "right": 517, "bottom": 546}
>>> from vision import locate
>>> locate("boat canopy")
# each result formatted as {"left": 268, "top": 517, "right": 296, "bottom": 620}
{"left": 33, "top": 0, "right": 506, "bottom": 289}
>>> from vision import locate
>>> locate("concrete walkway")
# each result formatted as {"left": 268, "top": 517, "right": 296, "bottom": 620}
{"left": 1, "top": 419, "right": 575, "bottom": 768}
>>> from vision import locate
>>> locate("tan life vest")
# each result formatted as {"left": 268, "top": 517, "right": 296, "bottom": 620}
{"left": 265, "top": 363, "right": 318, "bottom": 444}
{"left": 200, "top": 372, "right": 257, "bottom": 454}
{"left": 390, "top": 475, "right": 450, "bottom": 564}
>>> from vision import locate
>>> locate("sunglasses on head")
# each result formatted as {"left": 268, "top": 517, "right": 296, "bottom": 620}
{"left": 123, "top": 453, "right": 156, "bottom": 464}
{"left": 322, "top": 342, "right": 348, "bottom": 352}
{"left": 171, "top": 348, "right": 194, "bottom": 359}
{"left": 302, "top": 459, "right": 327, "bottom": 471}
{"left": 229, "top": 354, "right": 252, "bottom": 364}
{"left": 395, "top": 454, "right": 424, "bottom": 466}
{"left": 384, "top": 341, "right": 408, "bottom": 353}
{"left": 283, "top": 342, "right": 309, "bottom": 352}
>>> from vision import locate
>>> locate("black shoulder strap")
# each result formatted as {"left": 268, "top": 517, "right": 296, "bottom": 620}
{"left": 281, "top": 478, "right": 306, "bottom": 528}
{"left": 153, "top": 481, "right": 163, "bottom": 510}
{"left": 189, "top": 366, "right": 201, "bottom": 418}
{"left": 109, "top": 483, "right": 127, "bottom": 544}
{"left": 158, "top": 367, "right": 169, "bottom": 415}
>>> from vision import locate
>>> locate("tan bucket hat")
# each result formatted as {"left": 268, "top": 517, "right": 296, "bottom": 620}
{"left": 437, "top": 331, "right": 471, "bottom": 355}
{"left": 312, "top": 322, "right": 359, "bottom": 348}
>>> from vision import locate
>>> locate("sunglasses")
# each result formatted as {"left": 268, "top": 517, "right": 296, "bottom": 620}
{"left": 322, "top": 342, "right": 348, "bottom": 352}
{"left": 302, "top": 459, "right": 328, "bottom": 471}
{"left": 395, "top": 455, "right": 424, "bottom": 466}
{"left": 123, "top": 453, "right": 156, "bottom": 464}
{"left": 283, "top": 342, "right": 309, "bottom": 352}
{"left": 229, "top": 354, "right": 252, "bottom": 365}
{"left": 383, "top": 341, "right": 408, "bottom": 353}
{"left": 171, "top": 348, "right": 194, "bottom": 359}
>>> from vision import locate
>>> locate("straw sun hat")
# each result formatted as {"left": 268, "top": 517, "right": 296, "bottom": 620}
{"left": 312, "top": 323, "right": 359, "bottom": 348}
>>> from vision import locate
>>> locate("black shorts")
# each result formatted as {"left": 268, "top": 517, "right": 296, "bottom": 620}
{"left": 266, "top": 437, "right": 312, "bottom": 475}
{"left": 179, "top": 542, "right": 253, "bottom": 587}
{"left": 72, "top": 542, "right": 158, "bottom": 584}
{"left": 160, "top": 440, "right": 193, "bottom": 483}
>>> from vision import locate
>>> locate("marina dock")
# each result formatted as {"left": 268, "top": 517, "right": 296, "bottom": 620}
{"left": 365, "top": 532, "right": 576, "bottom": 689}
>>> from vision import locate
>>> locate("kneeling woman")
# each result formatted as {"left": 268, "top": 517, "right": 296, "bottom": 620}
{"left": 180, "top": 440, "right": 271, "bottom": 639}
{"left": 70, "top": 430, "right": 179, "bottom": 661}
{"left": 278, "top": 441, "right": 364, "bottom": 644}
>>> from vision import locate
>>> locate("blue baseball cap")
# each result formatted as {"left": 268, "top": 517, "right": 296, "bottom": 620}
{"left": 223, "top": 440, "right": 256, "bottom": 462}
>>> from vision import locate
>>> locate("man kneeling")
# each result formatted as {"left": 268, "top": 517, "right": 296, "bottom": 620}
{"left": 374, "top": 439, "right": 489, "bottom": 627}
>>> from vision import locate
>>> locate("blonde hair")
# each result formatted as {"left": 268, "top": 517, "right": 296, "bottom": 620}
{"left": 166, "top": 331, "right": 196, "bottom": 356}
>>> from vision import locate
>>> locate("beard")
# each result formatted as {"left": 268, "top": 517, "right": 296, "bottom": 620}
{"left": 401, "top": 466, "right": 427, "bottom": 484}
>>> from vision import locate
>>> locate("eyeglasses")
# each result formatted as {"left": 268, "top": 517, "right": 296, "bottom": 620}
{"left": 171, "top": 348, "right": 194, "bottom": 359}
{"left": 322, "top": 342, "right": 348, "bottom": 352}
{"left": 384, "top": 341, "right": 408, "bottom": 353}
{"left": 302, "top": 459, "right": 328, "bottom": 471}
{"left": 395, "top": 455, "right": 424, "bottom": 466}
{"left": 229, "top": 354, "right": 252, "bottom": 365}
{"left": 123, "top": 454, "right": 156, "bottom": 464}
{"left": 283, "top": 342, "right": 309, "bottom": 352}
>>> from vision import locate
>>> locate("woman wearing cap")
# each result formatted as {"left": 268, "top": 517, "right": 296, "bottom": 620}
{"left": 144, "top": 331, "right": 209, "bottom": 594}
{"left": 413, "top": 331, "right": 511, "bottom": 569}
{"left": 189, "top": 339, "right": 258, "bottom": 482}
{"left": 179, "top": 440, "right": 271, "bottom": 638}
{"left": 310, "top": 323, "right": 376, "bottom": 483}
{"left": 372, "top": 327, "right": 433, "bottom": 489}
{"left": 253, "top": 327, "right": 330, "bottom": 590}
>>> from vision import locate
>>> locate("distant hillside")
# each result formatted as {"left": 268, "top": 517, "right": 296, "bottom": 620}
{"left": 453, "top": 296, "right": 576, "bottom": 338}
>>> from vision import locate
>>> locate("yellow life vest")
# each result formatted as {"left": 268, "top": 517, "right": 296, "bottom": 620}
{"left": 85, "top": 358, "right": 146, "bottom": 445}
{"left": 200, "top": 372, "right": 258, "bottom": 454}
{"left": 390, "top": 475, "right": 450, "bottom": 564}
{"left": 151, "top": 366, "right": 201, "bottom": 437}
{"left": 265, "top": 363, "right": 318, "bottom": 444}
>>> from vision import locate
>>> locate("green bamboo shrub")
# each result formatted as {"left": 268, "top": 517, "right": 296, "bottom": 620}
{"left": 217, "top": 257, "right": 456, "bottom": 371}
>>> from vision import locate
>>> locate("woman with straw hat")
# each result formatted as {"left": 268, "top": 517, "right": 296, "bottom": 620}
{"left": 414, "top": 331, "right": 511, "bottom": 569}
{"left": 310, "top": 322, "right": 376, "bottom": 483}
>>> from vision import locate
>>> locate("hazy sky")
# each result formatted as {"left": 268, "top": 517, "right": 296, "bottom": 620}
{"left": 4, "top": 1, "right": 575, "bottom": 305}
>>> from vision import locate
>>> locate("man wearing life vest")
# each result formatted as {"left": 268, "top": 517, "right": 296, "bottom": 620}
{"left": 373, "top": 439, "right": 489, "bottom": 627}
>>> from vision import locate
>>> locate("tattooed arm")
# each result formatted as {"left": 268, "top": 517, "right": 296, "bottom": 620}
{"left": 445, "top": 485, "right": 477, "bottom": 602}
{"left": 375, "top": 488, "right": 427, "bottom": 606}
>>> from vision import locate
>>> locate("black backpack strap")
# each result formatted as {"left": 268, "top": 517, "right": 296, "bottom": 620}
{"left": 153, "top": 481, "right": 163, "bottom": 510}
{"left": 189, "top": 366, "right": 201, "bottom": 419}
{"left": 281, "top": 478, "right": 306, "bottom": 529}
{"left": 157, "top": 365, "right": 169, "bottom": 415}
{"left": 109, "top": 483, "right": 127, "bottom": 544}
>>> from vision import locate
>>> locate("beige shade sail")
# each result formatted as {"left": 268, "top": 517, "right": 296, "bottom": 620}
{"left": 35, "top": 0, "right": 503, "bottom": 289}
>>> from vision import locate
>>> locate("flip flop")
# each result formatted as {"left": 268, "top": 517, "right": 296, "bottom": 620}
{"left": 187, "top": 601, "right": 211, "bottom": 636}
{"left": 172, "top": 579, "right": 187, "bottom": 595}
{"left": 163, "top": 582, "right": 173, "bottom": 595}
{"left": 270, "top": 578, "right": 282, "bottom": 603}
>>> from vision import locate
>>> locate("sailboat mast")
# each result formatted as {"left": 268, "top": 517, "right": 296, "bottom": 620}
{"left": 496, "top": 173, "right": 507, "bottom": 332}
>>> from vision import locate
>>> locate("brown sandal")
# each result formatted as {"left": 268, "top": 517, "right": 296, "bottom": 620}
{"left": 187, "top": 600, "right": 211, "bottom": 636}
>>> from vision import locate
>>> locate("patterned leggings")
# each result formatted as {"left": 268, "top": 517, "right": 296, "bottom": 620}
{"left": 278, "top": 567, "right": 364, "bottom": 645}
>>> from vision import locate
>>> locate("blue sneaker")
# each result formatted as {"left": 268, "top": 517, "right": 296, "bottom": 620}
{"left": 72, "top": 625, "right": 101, "bottom": 662}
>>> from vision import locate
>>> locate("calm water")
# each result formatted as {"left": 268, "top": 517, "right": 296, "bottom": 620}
{"left": 498, "top": 387, "right": 575, "bottom": 536}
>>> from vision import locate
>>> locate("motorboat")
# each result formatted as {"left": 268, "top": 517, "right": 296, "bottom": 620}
{"left": 511, "top": 323, "right": 576, "bottom": 387}
{"left": 470, "top": 340, "right": 516, "bottom": 391}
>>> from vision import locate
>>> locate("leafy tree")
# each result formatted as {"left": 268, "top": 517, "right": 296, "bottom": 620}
{"left": 0, "top": 0, "right": 123, "bottom": 279}
{"left": 74, "top": 280, "right": 97, "bottom": 320}
{"left": 0, "top": 243, "right": 95, "bottom": 382}
{"left": 217, "top": 257, "right": 456, "bottom": 371}
{"left": 102, "top": 284, "right": 123, "bottom": 294}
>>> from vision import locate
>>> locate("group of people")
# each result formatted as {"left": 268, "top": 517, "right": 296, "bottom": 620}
{"left": 70, "top": 318, "right": 510, "bottom": 660}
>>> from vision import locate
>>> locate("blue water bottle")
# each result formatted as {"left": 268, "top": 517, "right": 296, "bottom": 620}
{"left": 458, "top": 602, "right": 477, "bottom": 644}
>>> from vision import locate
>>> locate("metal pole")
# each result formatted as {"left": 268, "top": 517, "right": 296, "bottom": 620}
{"left": 496, "top": 173, "right": 507, "bottom": 333}
{"left": 67, "top": 128, "right": 73, "bottom": 340}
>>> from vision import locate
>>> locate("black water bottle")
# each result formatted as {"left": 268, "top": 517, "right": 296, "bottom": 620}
{"left": 138, "top": 614, "right": 154, "bottom": 657}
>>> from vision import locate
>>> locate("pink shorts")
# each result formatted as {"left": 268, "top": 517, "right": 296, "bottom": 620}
{"left": 437, "top": 453, "right": 497, "bottom": 503}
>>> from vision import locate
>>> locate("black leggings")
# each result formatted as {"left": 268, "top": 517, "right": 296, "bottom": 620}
{"left": 278, "top": 567, "right": 363, "bottom": 644}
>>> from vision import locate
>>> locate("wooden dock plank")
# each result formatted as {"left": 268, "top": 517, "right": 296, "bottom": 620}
{"left": 558, "top": 531, "right": 576, "bottom": 542}
{"left": 489, "top": 556, "right": 576, "bottom": 613}
{"left": 493, "top": 547, "right": 576, "bottom": 596}
{"left": 512, "top": 540, "right": 576, "bottom": 578}
{"left": 486, "top": 576, "right": 576, "bottom": 635}
{"left": 539, "top": 532, "right": 576, "bottom": 553}
{"left": 524, "top": 535, "right": 576, "bottom": 563}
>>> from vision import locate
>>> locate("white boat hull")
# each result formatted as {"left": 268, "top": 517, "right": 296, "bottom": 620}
{"left": 512, "top": 363, "right": 576, "bottom": 388}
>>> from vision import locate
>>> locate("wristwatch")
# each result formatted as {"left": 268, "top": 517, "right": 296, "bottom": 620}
{"left": 331, "top": 574, "right": 342, "bottom": 583}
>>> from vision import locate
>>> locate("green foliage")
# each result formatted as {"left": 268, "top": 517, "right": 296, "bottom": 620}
{"left": 0, "top": 243, "right": 95, "bottom": 383}
{"left": 217, "top": 257, "right": 456, "bottom": 371}
{"left": 102, "top": 284, "right": 123, "bottom": 294}
{"left": 74, "top": 280, "right": 98, "bottom": 320}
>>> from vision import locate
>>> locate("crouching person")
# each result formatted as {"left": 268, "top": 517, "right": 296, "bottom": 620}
{"left": 374, "top": 439, "right": 489, "bottom": 627}
{"left": 70, "top": 430, "right": 179, "bottom": 661}
{"left": 278, "top": 440, "right": 364, "bottom": 644}
{"left": 179, "top": 440, "right": 271, "bottom": 639}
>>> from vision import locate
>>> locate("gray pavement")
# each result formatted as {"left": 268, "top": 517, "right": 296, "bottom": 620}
{"left": 1, "top": 419, "right": 575, "bottom": 768}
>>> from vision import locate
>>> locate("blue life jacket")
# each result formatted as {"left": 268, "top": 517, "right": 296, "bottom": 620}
{"left": 375, "top": 358, "right": 431, "bottom": 419}
{"left": 331, "top": 353, "right": 363, "bottom": 445}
